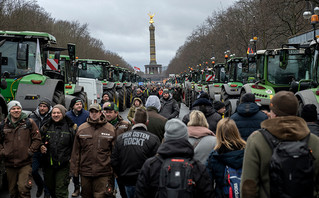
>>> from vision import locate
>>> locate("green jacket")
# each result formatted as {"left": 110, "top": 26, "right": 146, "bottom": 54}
{"left": 127, "top": 98, "right": 146, "bottom": 123}
{"left": 241, "top": 116, "right": 319, "bottom": 198}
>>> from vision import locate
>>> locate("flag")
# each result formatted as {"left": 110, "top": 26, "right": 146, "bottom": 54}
{"left": 134, "top": 66, "right": 141, "bottom": 71}
{"left": 35, "top": 39, "right": 42, "bottom": 74}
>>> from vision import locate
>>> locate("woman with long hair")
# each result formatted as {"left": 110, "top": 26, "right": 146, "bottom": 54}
{"left": 206, "top": 118, "right": 246, "bottom": 198}
{"left": 187, "top": 110, "right": 216, "bottom": 164}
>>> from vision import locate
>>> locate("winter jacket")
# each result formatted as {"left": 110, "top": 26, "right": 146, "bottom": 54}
{"left": 127, "top": 98, "right": 146, "bottom": 123}
{"left": 111, "top": 124, "right": 160, "bottom": 185}
{"left": 159, "top": 95, "right": 179, "bottom": 119}
{"left": 146, "top": 106, "right": 167, "bottom": 141}
{"left": 241, "top": 116, "right": 319, "bottom": 198}
{"left": 188, "top": 126, "right": 216, "bottom": 165}
{"left": 135, "top": 139, "right": 214, "bottom": 198}
{"left": 70, "top": 116, "right": 116, "bottom": 177}
{"left": 0, "top": 112, "right": 41, "bottom": 168}
{"left": 172, "top": 87, "right": 183, "bottom": 102}
{"left": 66, "top": 109, "right": 89, "bottom": 128}
{"left": 183, "top": 104, "right": 222, "bottom": 133}
{"left": 111, "top": 115, "right": 131, "bottom": 137}
{"left": 307, "top": 122, "right": 319, "bottom": 137}
{"left": 29, "top": 106, "right": 52, "bottom": 129}
{"left": 133, "top": 93, "right": 146, "bottom": 105}
{"left": 41, "top": 116, "right": 76, "bottom": 168}
{"left": 230, "top": 102, "right": 268, "bottom": 141}
{"left": 206, "top": 147, "right": 244, "bottom": 198}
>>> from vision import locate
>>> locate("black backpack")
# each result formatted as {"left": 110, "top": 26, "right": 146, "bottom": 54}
{"left": 157, "top": 156, "right": 196, "bottom": 198}
{"left": 259, "top": 128, "right": 314, "bottom": 198}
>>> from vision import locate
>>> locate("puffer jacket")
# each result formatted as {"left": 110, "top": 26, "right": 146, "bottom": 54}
{"left": 70, "top": 116, "right": 116, "bottom": 177}
{"left": 135, "top": 139, "right": 214, "bottom": 198}
{"left": 0, "top": 112, "right": 41, "bottom": 167}
{"left": 127, "top": 98, "right": 146, "bottom": 123}
{"left": 230, "top": 102, "right": 268, "bottom": 141}
{"left": 111, "top": 124, "right": 160, "bottom": 185}
{"left": 41, "top": 116, "right": 76, "bottom": 168}
{"left": 183, "top": 105, "right": 222, "bottom": 133}
{"left": 241, "top": 116, "right": 319, "bottom": 198}
{"left": 159, "top": 94, "right": 179, "bottom": 119}
{"left": 206, "top": 147, "right": 244, "bottom": 198}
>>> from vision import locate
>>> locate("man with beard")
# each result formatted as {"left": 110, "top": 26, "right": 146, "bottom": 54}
{"left": 29, "top": 98, "right": 52, "bottom": 198}
{"left": 159, "top": 89, "right": 179, "bottom": 120}
{"left": 0, "top": 100, "right": 41, "bottom": 198}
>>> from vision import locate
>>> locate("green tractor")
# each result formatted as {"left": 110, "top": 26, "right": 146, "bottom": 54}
{"left": 104, "top": 65, "right": 127, "bottom": 112}
{"left": 208, "top": 63, "right": 227, "bottom": 101}
{"left": 220, "top": 56, "right": 246, "bottom": 116}
{"left": 0, "top": 31, "right": 66, "bottom": 112}
{"left": 241, "top": 46, "right": 312, "bottom": 109}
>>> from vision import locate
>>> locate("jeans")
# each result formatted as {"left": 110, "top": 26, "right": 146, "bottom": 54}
{"left": 125, "top": 186, "right": 136, "bottom": 198}
{"left": 32, "top": 152, "right": 50, "bottom": 195}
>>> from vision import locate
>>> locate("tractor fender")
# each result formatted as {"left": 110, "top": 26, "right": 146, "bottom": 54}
{"left": 65, "top": 95, "right": 76, "bottom": 110}
{"left": 241, "top": 84, "right": 253, "bottom": 93}
{"left": 229, "top": 98, "right": 239, "bottom": 115}
{"left": 104, "top": 82, "right": 115, "bottom": 90}
{"left": 222, "top": 84, "right": 242, "bottom": 96}
{"left": 73, "top": 85, "right": 84, "bottom": 94}
{"left": 15, "top": 79, "right": 64, "bottom": 111}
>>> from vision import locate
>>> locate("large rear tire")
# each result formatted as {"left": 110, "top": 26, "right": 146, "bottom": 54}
{"left": 118, "top": 88, "right": 126, "bottom": 112}
{"left": 126, "top": 87, "right": 132, "bottom": 108}
{"left": 53, "top": 90, "right": 65, "bottom": 106}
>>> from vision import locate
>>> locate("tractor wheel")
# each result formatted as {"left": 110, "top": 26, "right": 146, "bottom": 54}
{"left": 185, "top": 89, "right": 190, "bottom": 107}
{"left": 53, "top": 90, "right": 65, "bottom": 106}
{"left": 118, "top": 88, "right": 126, "bottom": 112}
{"left": 297, "top": 99, "right": 304, "bottom": 117}
{"left": 74, "top": 91, "right": 88, "bottom": 110}
{"left": 221, "top": 87, "right": 228, "bottom": 102}
{"left": 224, "top": 99, "right": 232, "bottom": 117}
{"left": 126, "top": 87, "right": 132, "bottom": 108}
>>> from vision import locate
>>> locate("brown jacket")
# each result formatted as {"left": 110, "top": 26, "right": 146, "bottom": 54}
{"left": 114, "top": 115, "right": 131, "bottom": 137}
{"left": 0, "top": 113, "right": 41, "bottom": 167}
{"left": 70, "top": 116, "right": 116, "bottom": 177}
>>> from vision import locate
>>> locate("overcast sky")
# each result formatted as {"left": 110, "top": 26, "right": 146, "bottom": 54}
{"left": 37, "top": 0, "right": 237, "bottom": 72}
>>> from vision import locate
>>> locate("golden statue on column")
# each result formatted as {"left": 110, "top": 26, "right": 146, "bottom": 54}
{"left": 148, "top": 13, "right": 155, "bottom": 24}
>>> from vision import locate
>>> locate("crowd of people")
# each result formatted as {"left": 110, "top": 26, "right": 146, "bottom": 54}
{"left": 0, "top": 84, "right": 319, "bottom": 198}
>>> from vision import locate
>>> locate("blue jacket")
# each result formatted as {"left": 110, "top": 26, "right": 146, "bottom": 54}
{"left": 206, "top": 149, "right": 244, "bottom": 198}
{"left": 230, "top": 102, "right": 268, "bottom": 141}
{"left": 66, "top": 109, "right": 89, "bottom": 127}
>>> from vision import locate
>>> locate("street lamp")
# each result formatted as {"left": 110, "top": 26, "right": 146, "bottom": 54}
{"left": 303, "top": 0, "right": 319, "bottom": 39}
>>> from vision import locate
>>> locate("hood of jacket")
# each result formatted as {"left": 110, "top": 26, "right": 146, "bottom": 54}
{"left": 34, "top": 105, "right": 53, "bottom": 119}
{"left": 132, "top": 97, "right": 144, "bottom": 106}
{"left": 211, "top": 149, "right": 244, "bottom": 169}
{"left": 87, "top": 115, "right": 108, "bottom": 127}
{"left": 157, "top": 139, "right": 194, "bottom": 159}
{"left": 145, "top": 95, "right": 161, "bottom": 112}
{"left": 192, "top": 98, "right": 212, "bottom": 108}
{"left": 236, "top": 102, "right": 260, "bottom": 117}
{"left": 261, "top": 116, "right": 310, "bottom": 141}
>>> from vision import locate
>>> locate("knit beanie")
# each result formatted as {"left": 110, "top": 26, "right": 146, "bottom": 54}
{"left": 145, "top": 95, "right": 161, "bottom": 112}
{"left": 52, "top": 104, "right": 67, "bottom": 117}
{"left": 7, "top": 100, "right": 22, "bottom": 113}
{"left": 163, "top": 89, "right": 169, "bottom": 94}
{"left": 164, "top": 118, "right": 188, "bottom": 141}
{"left": 39, "top": 97, "right": 52, "bottom": 108}
{"left": 301, "top": 104, "right": 317, "bottom": 122}
{"left": 213, "top": 101, "right": 225, "bottom": 111}
{"left": 270, "top": 91, "right": 298, "bottom": 116}
{"left": 240, "top": 93, "right": 255, "bottom": 103}
{"left": 70, "top": 97, "right": 82, "bottom": 109}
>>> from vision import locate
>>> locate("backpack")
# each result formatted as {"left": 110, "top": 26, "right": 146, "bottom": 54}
{"left": 223, "top": 165, "right": 242, "bottom": 198}
{"left": 157, "top": 156, "right": 196, "bottom": 198}
{"left": 259, "top": 128, "right": 314, "bottom": 198}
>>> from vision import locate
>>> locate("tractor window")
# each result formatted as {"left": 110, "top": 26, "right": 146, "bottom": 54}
{"left": 267, "top": 53, "right": 311, "bottom": 85}
{"left": 78, "top": 63, "right": 103, "bottom": 80}
{"left": 0, "top": 41, "right": 36, "bottom": 77}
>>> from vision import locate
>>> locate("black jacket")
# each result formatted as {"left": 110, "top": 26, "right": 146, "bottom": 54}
{"left": 41, "top": 116, "right": 76, "bottom": 168}
{"left": 159, "top": 95, "right": 180, "bottom": 119}
{"left": 135, "top": 139, "right": 214, "bottom": 198}
{"left": 183, "top": 100, "right": 222, "bottom": 133}
{"left": 111, "top": 124, "right": 160, "bottom": 185}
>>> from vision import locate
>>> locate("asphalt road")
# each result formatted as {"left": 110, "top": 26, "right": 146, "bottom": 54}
{"left": 0, "top": 102, "right": 190, "bottom": 197}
